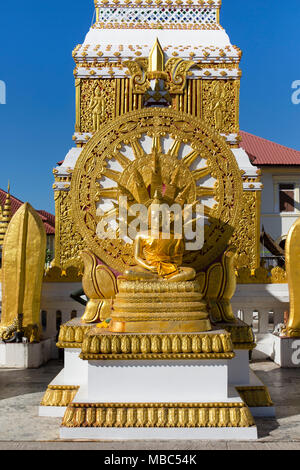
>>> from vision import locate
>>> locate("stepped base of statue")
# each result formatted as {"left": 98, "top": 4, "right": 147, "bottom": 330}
{"left": 110, "top": 279, "right": 212, "bottom": 334}
{"left": 39, "top": 318, "right": 275, "bottom": 440}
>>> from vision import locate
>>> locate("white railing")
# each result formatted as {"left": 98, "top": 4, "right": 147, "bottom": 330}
{"left": 232, "top": 284, "right": 289, "bottom": 334}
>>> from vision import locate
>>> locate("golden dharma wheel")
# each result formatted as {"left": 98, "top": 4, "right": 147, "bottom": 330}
{"left": 70, "top": 108, "right": 243, "bottom": 273}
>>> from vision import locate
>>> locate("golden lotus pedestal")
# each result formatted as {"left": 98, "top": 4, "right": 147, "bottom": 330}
{"left": 109, "top": 279, "right": 212, "bottom": 334}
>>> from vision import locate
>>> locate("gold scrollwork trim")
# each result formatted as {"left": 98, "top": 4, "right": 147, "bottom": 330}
{"left": 40, "top": 386, "right": 80, "bottom": 407}
{"left": 56, "top": 342, "right": 83, "bottom": 349}
{"left": 236, "top": 386, "right": 274, "bottom": 408}
{"left": 44, "top": 266, "right": 82, "bottom": 283}
{"left": 56, "top": 321, "right": 256, "bottom": 351}
{"left": 80, "top": 332, "right": 234, "bottom": 359}
{"left": 236, "top": 266, "right": 287, "bottom": 285}
{"left": 62, "top": 402, "right": 255, "bottom": 428}
{"left": 80, "top": 352, "right": 235, "bottom": 360}
{"left": 92, "top": 23, "right": 222, "bottom": 31}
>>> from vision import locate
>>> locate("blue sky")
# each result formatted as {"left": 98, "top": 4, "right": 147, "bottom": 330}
{"left": 0, "top": 0, "right": 299, "bottom": 213}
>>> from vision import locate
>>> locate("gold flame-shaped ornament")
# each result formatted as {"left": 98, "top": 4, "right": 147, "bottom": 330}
{"left": 0, "top": 203, "right": 46, "bottom": 339}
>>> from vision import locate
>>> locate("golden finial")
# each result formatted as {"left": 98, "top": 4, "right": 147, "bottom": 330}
{"left": 148, "top": 38, "right": 165, "bottom": 74}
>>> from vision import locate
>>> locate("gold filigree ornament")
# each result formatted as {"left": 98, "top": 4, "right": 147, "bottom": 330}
{"left": 70, "top": 108, "right": 243, "bottom": 274}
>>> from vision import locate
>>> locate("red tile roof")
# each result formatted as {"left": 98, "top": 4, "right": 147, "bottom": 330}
{"left": 240, "top": 130, "right": 300, "bottom": 166}
{"left": 0, "top": 190, "right": 55, "bottom": 235}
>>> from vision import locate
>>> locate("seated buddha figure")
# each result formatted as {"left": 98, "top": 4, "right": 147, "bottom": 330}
{"left": 112, "top": 192, "right": 210, "bottom": 333}
{"left": 123, "top": 192, "right": 196, "bottom": 283}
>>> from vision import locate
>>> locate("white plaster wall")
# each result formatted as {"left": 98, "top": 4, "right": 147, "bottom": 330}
{"left": 261, "top": 173, "right": 274, "bottom": 214}
{"left": 261, "top": 170, "right": 300, "bottom": 242}
{"left": 40, "top": 283, "right": 85, "bottom": 339}
{"left": 261, "top": 214, "right": 299, "bottom": 243}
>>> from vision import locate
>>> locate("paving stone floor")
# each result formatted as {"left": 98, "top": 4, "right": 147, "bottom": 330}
{"left": 1, "top": 358, "right": 300, "bottom": 450}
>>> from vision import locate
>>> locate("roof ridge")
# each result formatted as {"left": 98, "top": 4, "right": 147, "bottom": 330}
{"left": 0, "top": 188, "right": 24, "bottom": 205}
{"left": 0, "top": 189, "right": 55, "bottom": 219}
{"left": 240, "top": 130, "right": 300, "bottom": 155}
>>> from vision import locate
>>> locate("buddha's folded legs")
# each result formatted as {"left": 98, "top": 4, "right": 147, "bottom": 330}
{"left": 166, "top": 267, "right": 196, "bottom": 282}
{"left": 121, "top": 266, "right": 196, "bottom": 282}
{"left": 122, "top": 266, "right": 160, "bottom": 281}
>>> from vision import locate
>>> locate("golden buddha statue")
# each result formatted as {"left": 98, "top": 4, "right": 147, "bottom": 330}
{"left": 110, "top": 192, "right": 211, "bottom": 334}
{"left": 123, "top": 192, "right": 196, "bottom": 283}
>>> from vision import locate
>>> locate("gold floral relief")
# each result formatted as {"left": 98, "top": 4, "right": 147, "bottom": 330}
{"left": 202, "top": 80, "right": 238, "bottom": 134}
{"left": 80, "top": 79, "right": 116, "bottom": 133}
{"left": 54, "top": 190, "right": 85, "bottom": 270}
{"left": 231, "top": 191, "right": 260, "bottom": 270}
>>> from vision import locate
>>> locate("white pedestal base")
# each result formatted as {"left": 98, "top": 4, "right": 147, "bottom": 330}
{"left": 86, "top": 359, "right": 228, "bottom": 403}
{"left": 40, "top": 337, "right": 278, "bottom": 440}
{"left": 0, "top": 338, "right": 57, "bottom": 368}
{"left": 60, "top": 426, "right": 258, "bottom": 441}
{"left": 40, "top": 346, "right": 274, "bottom": 421}
{"left": 58, "top": 353, "right": 258, "bottom": 440}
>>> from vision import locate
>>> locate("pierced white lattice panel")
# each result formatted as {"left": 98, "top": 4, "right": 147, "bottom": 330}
{"left": 97, "top": 7, "right": 218, "bottom": 27}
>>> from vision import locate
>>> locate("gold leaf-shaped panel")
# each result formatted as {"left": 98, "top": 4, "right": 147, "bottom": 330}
{"left": 1, "top": 203, "right": 46, "bottom": 329}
